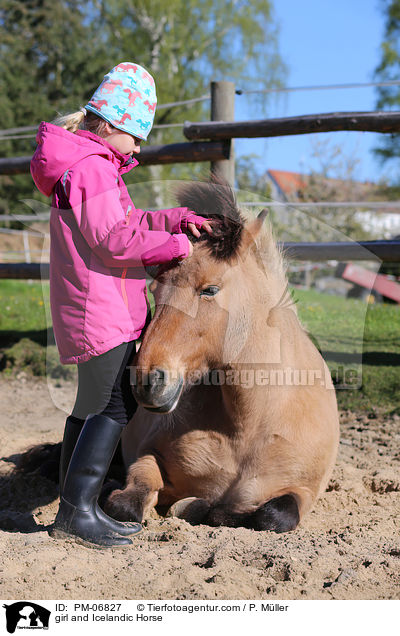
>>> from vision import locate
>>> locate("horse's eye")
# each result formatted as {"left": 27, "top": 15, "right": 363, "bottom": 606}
{"left": 200, "top": 285, "right": 220, "bottom": 297}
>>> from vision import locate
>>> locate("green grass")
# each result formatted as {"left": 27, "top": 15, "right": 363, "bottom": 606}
{"left": 0, "top": 281, "right": 399, "bottom": 413}
{"left": 0, "top": 280, "right": 73, "bottom": 379}
{"left": 295, "top": 289, "right": 400, "bottom": 413}
{"left": 0, "top": 279, "right": 49, "bottom": 332}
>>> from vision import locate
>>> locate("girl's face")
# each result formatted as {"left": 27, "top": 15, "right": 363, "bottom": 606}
{"left": 102, "top": 123, "right": 142, "bottom": 156}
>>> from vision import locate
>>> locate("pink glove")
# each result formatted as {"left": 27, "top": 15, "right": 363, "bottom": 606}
{"left": 180, "top": 213, "right": 211, "bottom": 231}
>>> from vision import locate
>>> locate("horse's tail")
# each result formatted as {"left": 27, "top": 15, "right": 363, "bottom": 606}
{"left": 205, "top": 495, "right": 300, "bottom": 533}
{"left": 14, "top": 442, "right": 61, "bottom": 483}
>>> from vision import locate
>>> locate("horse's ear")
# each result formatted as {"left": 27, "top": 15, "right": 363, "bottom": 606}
{"left": 239, "top": 208, "right": 269, "bottom": 254}
{"left": 149, "top": 279, "right": 158, "bottom": 293}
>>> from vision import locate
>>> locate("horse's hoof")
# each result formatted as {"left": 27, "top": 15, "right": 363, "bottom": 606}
{"left": 166, "top": 497, "right": 210, "bottom": 524}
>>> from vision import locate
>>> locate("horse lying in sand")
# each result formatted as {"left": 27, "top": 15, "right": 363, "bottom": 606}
{"left": 103, "top": 180, "right": 339, "bottom": 532}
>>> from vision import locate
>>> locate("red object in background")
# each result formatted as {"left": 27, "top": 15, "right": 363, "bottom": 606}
{"left": 341, "top": 263, "right": 400, "bottom": 303}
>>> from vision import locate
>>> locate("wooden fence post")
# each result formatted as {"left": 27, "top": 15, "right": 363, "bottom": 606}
{"left": 210, "top": 81, "right": 235, "bottom": 186}
{"left": 22, "top": 230, "right": 31, "bottom": 263}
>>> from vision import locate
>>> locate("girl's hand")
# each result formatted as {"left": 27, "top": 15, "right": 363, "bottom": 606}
{"left": 181, "top": 212, "right": 213, "bottom": 237}
{"left": 187, "top": 219, "right": 213, "bottom": 238}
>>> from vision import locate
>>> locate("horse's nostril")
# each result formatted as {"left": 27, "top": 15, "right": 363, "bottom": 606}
{"left": 134, "top": 367, "right": 183, "bottom": 409}
{"left": 149, "top": 368, "right": 167, "bottom": 387}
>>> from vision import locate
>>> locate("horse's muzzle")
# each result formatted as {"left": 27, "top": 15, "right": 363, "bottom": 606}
{"left": 132, "top": 368, "right": 184, "bottom": 413}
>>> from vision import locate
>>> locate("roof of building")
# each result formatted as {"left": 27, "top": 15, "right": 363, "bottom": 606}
{"left": 266, "top": 169, "right": 400, "bottom": 210}
{"left": 267, "top": 170, "right": 307, "bottom": 198}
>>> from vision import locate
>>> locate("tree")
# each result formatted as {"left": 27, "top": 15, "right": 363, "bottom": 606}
{"left": 0, "top": 0, "right": 110, "bottom": 217}
{"left": 374, "top": 0, "right": 400, "bottom": 164}
{"left": 0, "top": 0, "right": 285, "bottom": 217}
{"left": 95, "top": 0, "right": 286, "bottom": 199}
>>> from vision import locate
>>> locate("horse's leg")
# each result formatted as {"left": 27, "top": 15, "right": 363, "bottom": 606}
{"left": 205, "top": 494, "right": 299, "bottom": 533}
{"left": 248, "top": 495, "right": 300, "bottom": 532}
{"left": 166, "top": 497, "right": 211, "bottom": 524}
{"left": 103, "top": 454, "right": 164, "bottom": 523}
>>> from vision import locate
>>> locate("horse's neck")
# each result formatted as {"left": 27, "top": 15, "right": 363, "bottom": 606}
{"left": 219, "top": 378, "right": 276, "bottom": 438}
{"left": 217, "top": 283, "right": 306, "bottom": 433}
{"left": 177, "top": 369, "right": 284, "bottom": 440}
{"left": 177, "top": 381, "right": 236, "bottom": 436}
{"left": 234, "top": 296, "right": 302, "bottom": 369}
{"left": 245, "top": 260, "right": 300, "bottom": 352}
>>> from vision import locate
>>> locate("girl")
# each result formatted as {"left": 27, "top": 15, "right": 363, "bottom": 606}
{"left": 30, "top": 62, "right": 212, "bottom": 548}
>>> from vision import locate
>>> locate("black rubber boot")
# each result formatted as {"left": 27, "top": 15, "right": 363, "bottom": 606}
{"left": 51, "top": 414, "right": 141, "bottom": 547}
{"left": 59, "top": 415, "right": 140, "bottom": 538}
{"left": 59, "top": 416, "right": 84, "bottom": 492}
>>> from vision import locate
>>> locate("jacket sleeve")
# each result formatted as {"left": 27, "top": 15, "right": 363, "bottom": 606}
{"left": 137, "top": 208, "right": 210, "bottom": 233}
{"left": 93, "top": 219, "right": 190, "bottom": 267}
{"left": 62, "top": 157, "right": 190, "bottom": 267}
{"left": 137, "top": 207, "right": 190, "bottom": 234}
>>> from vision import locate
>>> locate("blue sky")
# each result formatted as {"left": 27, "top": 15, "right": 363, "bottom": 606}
{"left": 234, "top": 0, "right": 389, "bottom": 183}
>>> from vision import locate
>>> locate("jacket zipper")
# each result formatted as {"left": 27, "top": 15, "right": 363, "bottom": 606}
{"left": 121, "top": 203, "right": 133, "bottom": 309}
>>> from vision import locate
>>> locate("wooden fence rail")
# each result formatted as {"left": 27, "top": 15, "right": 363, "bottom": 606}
{"left": 0, "top": 263, "right": 49, "bottom": 279}
{"left": 0, "top": 140, "right": 231, "bottom": 176}
{"left": 282, "top": 240, "right": 400, "bottom": 262}
{"left": 184, "top": 110, "right": 400, "bottom": 140}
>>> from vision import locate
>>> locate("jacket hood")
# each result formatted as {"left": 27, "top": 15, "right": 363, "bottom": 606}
{"left": 30, "top": 122, "right": 138, "bottom": 197}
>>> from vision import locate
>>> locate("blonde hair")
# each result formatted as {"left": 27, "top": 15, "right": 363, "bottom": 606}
{"left": 52, "top": 108, "right": 110, "bottom": 136}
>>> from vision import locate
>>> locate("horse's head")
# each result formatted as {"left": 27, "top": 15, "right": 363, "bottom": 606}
{"left": 133, "top": 179, "right": 272, "bottom": 413}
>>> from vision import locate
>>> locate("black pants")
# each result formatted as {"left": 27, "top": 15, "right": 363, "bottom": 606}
{"left": 70, "top": 340, "right": 138, "bottom": 426}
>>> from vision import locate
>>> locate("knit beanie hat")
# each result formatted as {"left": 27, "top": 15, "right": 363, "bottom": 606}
{"left": 85, "top": 62, "right": 157, "bottom": 141}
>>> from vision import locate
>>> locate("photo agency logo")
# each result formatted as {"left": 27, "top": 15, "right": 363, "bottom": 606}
{"left": 2, "top": 602, "right": 51, "bottom": 633}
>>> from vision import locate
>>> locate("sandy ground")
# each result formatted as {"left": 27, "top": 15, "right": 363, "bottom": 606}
{"left": 0, "top": 375, "right": 399, "bottom": 601}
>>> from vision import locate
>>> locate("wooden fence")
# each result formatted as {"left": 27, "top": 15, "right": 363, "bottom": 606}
{"left": 0, "top": 140, "right": 230, "bottom": 175}
{"left": 184, "top": 111, "right": 400, "bottom": 140}
{"left": 1, "top": 238, "right": 398, "bottom": 281}
{"left": 1, "top": 82, "right": 400, "bottom": 277}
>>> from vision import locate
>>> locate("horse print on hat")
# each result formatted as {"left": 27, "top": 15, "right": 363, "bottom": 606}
{"left": 85, "top": 62, "right": 157, "bottom": 141}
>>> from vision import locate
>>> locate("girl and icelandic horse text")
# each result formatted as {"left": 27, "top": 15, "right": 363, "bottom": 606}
{"left": 104, "top": 179, "right": 340, "bottom": 532}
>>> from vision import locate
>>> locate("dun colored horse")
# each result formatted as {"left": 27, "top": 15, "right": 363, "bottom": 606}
{"left": 104, "top": 179, "right": 340, "bottom": 532}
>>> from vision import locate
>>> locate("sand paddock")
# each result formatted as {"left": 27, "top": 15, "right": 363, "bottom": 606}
{"left": 0, "top": 376, "right": 399, "bottom": 600}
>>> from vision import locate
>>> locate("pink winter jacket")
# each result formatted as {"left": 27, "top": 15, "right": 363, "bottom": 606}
{"left": 30, "top": 122, "right": 203, "bottom": 364}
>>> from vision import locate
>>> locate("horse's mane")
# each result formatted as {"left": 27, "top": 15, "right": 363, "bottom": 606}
{"left": 251, "top": 211, "right": 288, "bottom": 289}
{"left": 175, "top": 176, "right": 244, "bottom": 260}
{"left": 175, "top": 176, "right": 288, "bottom": 289}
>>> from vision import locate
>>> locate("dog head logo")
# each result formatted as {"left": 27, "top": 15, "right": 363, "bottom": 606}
{"left": 3, "top": 602, "right": 50, "bottom": 633}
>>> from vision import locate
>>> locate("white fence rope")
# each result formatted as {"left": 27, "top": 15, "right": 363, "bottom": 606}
{"left": 241, "top": 201, "right": 400, "bottom": 211}
{"left": 236, "top": 80, "right": 400, "bottom": 95}
{"left": 0, "top": 215, "right": 50, "bottom": 223}
{"left": 0, "top": 249, "right": 48, "bottom": 254}
{"left": 3, "top": 78, "right": 400, "bottom": 140}
{"left": 0, "top": 226, "right": 47, "bottom": 236}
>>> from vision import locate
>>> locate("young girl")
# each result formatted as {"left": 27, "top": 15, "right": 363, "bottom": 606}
{"left": 30, "top": 62, "right": 212, "bottom": 548}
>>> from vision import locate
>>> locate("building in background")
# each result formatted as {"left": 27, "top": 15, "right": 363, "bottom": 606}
{"left": 263, "top": 169, "right": 400, "bottom": 239}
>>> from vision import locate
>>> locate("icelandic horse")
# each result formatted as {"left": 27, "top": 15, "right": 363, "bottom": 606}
{"left": 104, "top": 179, "right": 339, "bottom": 532}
